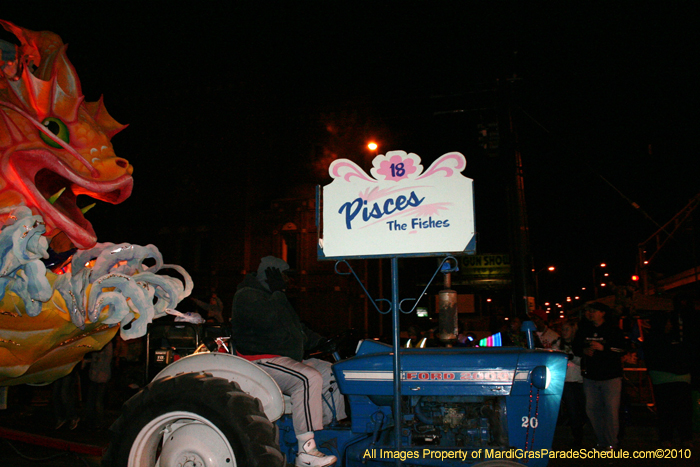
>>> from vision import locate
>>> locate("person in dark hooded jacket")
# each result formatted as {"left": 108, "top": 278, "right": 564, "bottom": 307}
{"left": 232, "top": 256, "right": 345, "bottom": 467}
{"left": 643, "top": 304, "right": 694, "bottom": 447}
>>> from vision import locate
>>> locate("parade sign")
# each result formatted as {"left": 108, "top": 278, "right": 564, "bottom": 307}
{"left": 319, "top": 151, "right": 476, "bottom": 259}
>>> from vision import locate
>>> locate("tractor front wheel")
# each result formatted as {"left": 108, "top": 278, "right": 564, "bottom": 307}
{"left": 103, "top": 372, "right": 284, "bottom": 467}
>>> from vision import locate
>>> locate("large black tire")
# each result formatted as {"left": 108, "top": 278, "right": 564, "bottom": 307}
{"left": 102, "top": 372, "right": 284, "bottom": 467}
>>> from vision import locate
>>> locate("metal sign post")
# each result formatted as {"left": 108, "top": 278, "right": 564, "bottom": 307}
{"left": 318, "top": 150, "right": 475, "bottom": 452}
{"left": 389, "top": 256, "right": 401, "bottom": 449}
{"left": 331, "top": 255, "right": 458, "bottom": 450}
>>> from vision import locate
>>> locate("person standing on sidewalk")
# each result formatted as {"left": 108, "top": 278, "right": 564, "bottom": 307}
{"left": 574, "top": 302, "right": 627, "bottom": 449}
{"left": 52, "top": 365, "right": 80, "bottom": 430}
{"left": 84, "top": 340, "right": 113, "bottom": 429}
{"left": 644, "top": 302, "right": 694, "bottom": 448}
{"left": 530, "top": 308, "right": 561, "bottom": 349}
{"left": 190, "top": 289, "right": 224, "bottom": 323}
{"left": 556, "top": 319, "right": 586, "bottom": 447}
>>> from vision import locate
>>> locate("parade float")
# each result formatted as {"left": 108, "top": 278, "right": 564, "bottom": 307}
{"left": 0, "top": 19, "right": 192, "bottom": 387}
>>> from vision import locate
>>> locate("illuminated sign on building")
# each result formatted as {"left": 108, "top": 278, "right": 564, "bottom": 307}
{"left": 461, "top": 254, "right": 511, "bottom": 278}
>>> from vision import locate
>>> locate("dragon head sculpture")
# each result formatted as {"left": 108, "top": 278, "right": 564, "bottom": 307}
{"left": 0, "top": 21, "right": 190, "bottom": 386}
{"left": 0, "top": 19, "right": 133, "bottom": 249}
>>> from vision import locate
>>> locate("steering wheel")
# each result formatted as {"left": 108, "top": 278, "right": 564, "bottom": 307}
{"left": 306, "top": 329, "right": 357, "bottom": 362}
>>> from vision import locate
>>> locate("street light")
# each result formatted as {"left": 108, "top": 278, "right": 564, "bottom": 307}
{"left": 534, "top": 265, "right": 555, "bottom": 306}
{"left": 365, "top": 142, "right": 379, "bottom": 166}
{"left": 593, "top": 262, "right": 607, "bottom": 298}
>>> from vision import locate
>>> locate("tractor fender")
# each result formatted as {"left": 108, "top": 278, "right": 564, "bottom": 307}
{"left": 152, "top": 352, "right": 285, "bottom": 422}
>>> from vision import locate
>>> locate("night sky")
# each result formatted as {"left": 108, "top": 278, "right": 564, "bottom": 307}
{"left": 3, "top": 2, "right": 699, "bottom": 305}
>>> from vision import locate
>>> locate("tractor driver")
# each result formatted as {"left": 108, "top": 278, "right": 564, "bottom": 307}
{"left": 231, "top": 256, "right": 346, "bottom": 467}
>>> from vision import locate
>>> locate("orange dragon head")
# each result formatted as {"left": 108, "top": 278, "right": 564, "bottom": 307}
{"left": 0, "top": 19, "right": 133, "bottom": 249}
{"left": 0, "top": 21, "right": 183, "bottom": 387}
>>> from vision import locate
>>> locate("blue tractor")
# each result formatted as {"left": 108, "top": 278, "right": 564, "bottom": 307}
{"left": 279, "top": 333, "right": 567, "bottom": 466}
{"left": 103, "top": 318, "right": 566, "bottom": 467}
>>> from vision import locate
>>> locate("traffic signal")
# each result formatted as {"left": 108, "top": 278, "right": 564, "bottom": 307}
{"left": 477, "top": 123, "right": 499, "bottom": 157}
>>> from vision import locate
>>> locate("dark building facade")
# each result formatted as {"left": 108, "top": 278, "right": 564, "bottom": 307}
{"left": 155, "top": 184, "right": 388, "bottom": 338}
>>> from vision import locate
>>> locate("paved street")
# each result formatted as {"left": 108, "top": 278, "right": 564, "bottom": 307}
{"left": 0, "top": 398, "right": 697, "bottom": 466}
{"left": 548, "top": 407, "right": 699, "bottom": 467}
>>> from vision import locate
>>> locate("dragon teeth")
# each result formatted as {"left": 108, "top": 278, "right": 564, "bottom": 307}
{"left": 47, "top": 188, "right": 96, "bottom": 215}
{"left": 80, "top": 203, "right": 96, "bottom": 214}
{"left": 47, "top": 187, "right": 66, "bottom": 205}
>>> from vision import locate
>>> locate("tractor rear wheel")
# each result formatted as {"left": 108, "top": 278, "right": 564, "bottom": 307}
{"left": 103, "top": 372, "right": 284, "bottom": 467}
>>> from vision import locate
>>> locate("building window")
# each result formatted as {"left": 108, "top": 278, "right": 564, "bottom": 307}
{"left": 281, "top": 222, "right": 298, "bottom": 270}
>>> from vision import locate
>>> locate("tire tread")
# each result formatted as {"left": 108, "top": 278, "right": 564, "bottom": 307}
{"left": 102, "top": 372, "right": 284, "bottom": 467}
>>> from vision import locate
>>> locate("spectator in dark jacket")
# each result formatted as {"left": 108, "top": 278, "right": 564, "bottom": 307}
{"left": 644, "top": 304, "right": 694, "bottom": 448}
{"left": 556, "top": 319, "right": 586, "bottom": 447}
{"left": 573, "top": 302, "right": 627, "bottom": 449}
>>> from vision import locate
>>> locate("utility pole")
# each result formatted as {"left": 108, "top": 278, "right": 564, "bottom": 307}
{"left": 501, "top": 78, "right": 535, "bottom": 318}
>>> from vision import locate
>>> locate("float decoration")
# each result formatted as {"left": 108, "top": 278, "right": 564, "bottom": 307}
{"left": 0, "top": 20, "right": 191, "bottom": 386}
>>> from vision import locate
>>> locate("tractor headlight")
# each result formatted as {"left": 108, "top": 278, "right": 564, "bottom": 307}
{"left": 530, "top": 366, "right": 550, "bottom": 390}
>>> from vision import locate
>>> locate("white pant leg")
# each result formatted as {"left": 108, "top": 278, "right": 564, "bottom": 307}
{"left": 303, "top": 358, "right": 347, "bottom": 424}
{"left": 257, "top": 357, "right": 323, "bottom": 434}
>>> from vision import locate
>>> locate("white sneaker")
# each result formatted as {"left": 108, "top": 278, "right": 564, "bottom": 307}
{"left": 295, "top": 438, "right": 337, "bottom": 467}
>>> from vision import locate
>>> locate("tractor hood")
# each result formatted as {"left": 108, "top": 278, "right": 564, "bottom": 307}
{"left": 333, "top": 340, "right": 566, "bottom": 397}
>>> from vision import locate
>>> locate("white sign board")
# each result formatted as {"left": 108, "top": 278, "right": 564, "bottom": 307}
{"left": 319, "top": 151, "right": 476, "bottom": 259}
